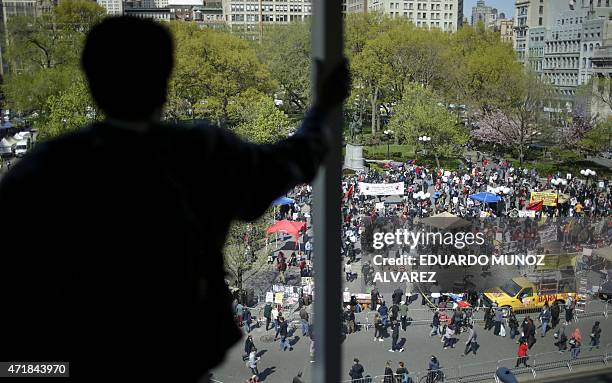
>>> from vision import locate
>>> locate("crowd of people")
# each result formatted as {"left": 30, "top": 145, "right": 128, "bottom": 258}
{"left": 229, "top": 153, "right": 611, "bottom": 382}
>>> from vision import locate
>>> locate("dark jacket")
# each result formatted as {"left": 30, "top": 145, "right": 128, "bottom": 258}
{"left": 350, "top": 363, "right": 364, "bottom": 379}
{"left": 0, "top": 111, "right": 327, "bottom": 381}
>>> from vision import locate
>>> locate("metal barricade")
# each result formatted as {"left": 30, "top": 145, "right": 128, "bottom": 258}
{"left": 532, "top": 350, "right": 572, "bottom": 374}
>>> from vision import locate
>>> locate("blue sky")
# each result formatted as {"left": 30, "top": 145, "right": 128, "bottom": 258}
{"left": 463, "top": 0, "right": 515, "bottom": 21}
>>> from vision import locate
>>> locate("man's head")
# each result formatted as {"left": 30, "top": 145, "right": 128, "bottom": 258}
{"left": 82, "top": 17, "right": 174, "bottom": 122}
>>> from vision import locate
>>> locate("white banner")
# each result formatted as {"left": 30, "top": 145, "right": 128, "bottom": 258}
{"left": 539, "top": 227, "right": 557, "bottom": 244}
{"left": 518, "top": 210, "right": 536, "bottom": 218}
{"left": 358, "top": 182, "right": 405, "bottom": 196}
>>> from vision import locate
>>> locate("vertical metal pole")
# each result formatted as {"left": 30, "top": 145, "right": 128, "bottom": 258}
{"left": 312, "top": 0, "right": 343, "bottom": 382}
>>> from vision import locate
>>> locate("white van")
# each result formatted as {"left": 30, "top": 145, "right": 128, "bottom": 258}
{"left": 14, "top": 140, "right": 29, "bottom": 157}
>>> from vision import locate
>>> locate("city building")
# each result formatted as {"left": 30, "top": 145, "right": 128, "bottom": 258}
{"left": 221, "top": 0, "right": 312, "bottom": 39}
{"left": 587, "top": 11, "right": 612, "bottom": 119}
{"left": 471, "top": 0, "right": 497, "bottom": 28}
{"left": 367, "top": 0, "right": 464, "bottom": 32}
{"left": 514, "top": 0, "right": 612, "bottom": 112}
{"left": 344, "top": 0, "right": 367, "bottom": 13}
{"left": 97, "top": 0, "right": 123, "bottom": 15}
{"left": 124, "top": 7, "right": 171, "bottom": 19}
{"left": 193, "top": 1, "right": 224, "bottom": 27}
{"left": 168, "top": 0, "right": 201, "bottom": 20}
{"left": 498, "top": 18, "right": 515, "bottom": 44}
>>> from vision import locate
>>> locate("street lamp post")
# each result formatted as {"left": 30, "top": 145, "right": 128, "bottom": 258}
{"left": 383, "top": 129, "right": 394, "bottom": 160}
{"left": 418, "top": 135, "right": 431, "bottom": 161}
{"left": 413, "top": 190, "right": 431, "bottom": 217}
{"left": 580, "top": 168, "right": 596, "bottom": 186}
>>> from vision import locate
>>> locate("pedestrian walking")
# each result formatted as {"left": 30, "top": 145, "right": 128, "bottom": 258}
{"left": 279, "top": 318, "right": 292, "bottom": 351}
{"left": 300, "top": 307, "right": 310, "bottom": 337}
{"left": 570, "top": 328, "right": 582, "bottom": 359}
{"left": 508, "top": 312, "right": 519, "bottom": 340}
{"left": 371, "top": 288, "right": 380, "bottom": 311}
{"left": 399, "top": 300, "right": 409, "bottom": 331}
{"left": 242, "top": 306, "right": 252, "bottom": 333}
{"left": 346, "top": 306, "right": 356, "bottom": 334}
{"left": 430, "top": 311, "right": 441, "bottom": 336}
{"left": 565, "top": 296, "right": 576, "bottom": 325}
{"left": 243, "top": 335, "right": 255, "bottom": 361}
{"left": 589, "top": 321, "right": 602, "bottom": 350}
{"left": 374, "top": 312, "right": 384, "bottom": 342}
{"left": 554, "top": 327, "right": 567, "bottom": 352}
{"left": 493, "top": 308, "right": 503, "bottom": 336}
{"left": 539, "top": 302, "right": 551, "bottom": 337}
{"left": 247, "top": 347, "right": 260, "bottom": 376}
{"left": 263, "top": 303, "right": 272, "bottom": 331}
{"left": 515, "top": 339, "right": 529, "bottom": 368}
{"left": 389, "top": 320, "right": 404, "bottom": 353}
{"left": 349, "top": 358, "right": 364, "bottom": 383}
{"left": 443, "top": 324, "right": 455, "bottom": 349}
{"left": 274, "top": 314, "right": 283, "bottom": 341}
{"left": 383, "top": 360, "right": 394, "bottom": 383}
{"left": 462, "top": 324, "right": 478, "bottom": 356}
{"left": 551, "top": 301, "right": 560, "bottom": 328}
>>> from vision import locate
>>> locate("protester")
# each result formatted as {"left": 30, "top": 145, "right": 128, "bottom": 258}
{"left": 570, "top": 328, "right": 582, "bottom": 359}
{"left": 463, "top": 324, "right": 478, "bottom": 356}
{"left": 515, "top": 339, "right": 529, "bottom": 368}
{"left": 590, "top": 321, "right": 602, "bottom": 351}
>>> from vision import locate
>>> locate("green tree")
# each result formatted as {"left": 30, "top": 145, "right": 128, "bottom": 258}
{"left": 39, "top": 77, "right": 99, "bottom": 139}
{"left": 388, "top": 84, "right": 468, "bottom": 168}
{"left": 446, "top": 24, "right": 523, "bottom": 112}
{"left": 224, "top": 213, "right": 272, "bottom": 292}
{"left": 258, "top": 22, "right": 311, "bottom": 112}
{"left": 228, "top": 89, "right": 291, "bottom": 144}
{"left": 2, "top": 0, "right": 104, "bottom": 123}
{"left": 167, "top": 22, "right": 274, "bottom": 125}
{"left": 578, "top": 118, "right": 612, "bottom": 154}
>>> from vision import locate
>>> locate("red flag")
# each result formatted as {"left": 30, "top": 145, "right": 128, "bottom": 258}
{"left": 527, "top": 200, "right": 543, "bottom": 211}
{"left": 344, "top": 185, "right": 354, "bottom": 199}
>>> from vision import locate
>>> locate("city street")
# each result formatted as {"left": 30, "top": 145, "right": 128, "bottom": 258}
{"left": 211, "top": 300, "right": 612, "bottom": 383}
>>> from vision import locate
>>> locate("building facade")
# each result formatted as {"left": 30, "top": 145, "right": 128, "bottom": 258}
{"left": 124, "top": 7, "right": 171, "bottom": 19}
{"left": 471, "top": 0, "right": 497, "bottom": 28}
{"left": 97, "top": 0, "right": 123, "bottom": 15}
{"left": 193, "top": 1, "right": 224, "bottom": 27}
{"left": 345, "top": 0, "right": 367, "bottom": 13}
{"left": 367, "top": 0, "right": 464, "bottom": 32}
{"left": 222, "top": 0, "right": 312, "bottom": 38}
{"left": 498, "top": 18, "right": 515, "bottom": 44}
{"left": 514, "top": 0, "right": 612, "bottom": 111}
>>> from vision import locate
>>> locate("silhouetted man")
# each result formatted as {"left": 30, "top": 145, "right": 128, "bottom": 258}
{"left": 0, "top": 16, "right": 348, "bottom": 382}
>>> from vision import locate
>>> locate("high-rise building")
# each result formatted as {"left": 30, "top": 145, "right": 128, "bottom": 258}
{"left": 97, "top": 0, "right": 123, "bottom": 15}
{"left": 471, "top": 0, "right": 497, "bottom": 28}
{"left": 514, "top": 0, "right": 612, "bottom": 113}
{"left": 367, "top": 0, "right": 464, "bottom": 32}
{"left": 222, "top": 0, "right": 312, "bottom": 38}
